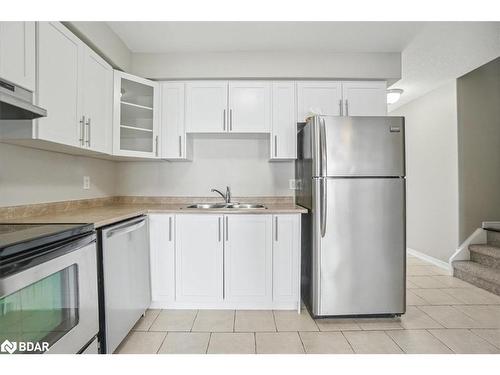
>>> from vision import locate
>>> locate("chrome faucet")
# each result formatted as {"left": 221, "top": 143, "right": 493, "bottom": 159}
{"left": 211, "top": 186, "right": 232, "bottom": 204}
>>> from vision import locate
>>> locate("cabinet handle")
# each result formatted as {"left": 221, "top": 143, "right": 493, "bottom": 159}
{"left": 223, "top": 109, "right": 226, "bottom": 131}
{"left": 339, "top": 100, "right": 343, "bottom": 116}
{"left": 345, "top": 99, "right": 349, "bottom": 116}
{"left": 178, "top": 135, "right": 182, "bottom": 157}
{"left": 275, "top": 216, "right": 278, "bottom": 242}
{"left": 79, "top": 115, "right": 85, "bottom": 146}
{"left": 225, "top": 216, "right": 229, "bottom": 241}
{"left": 274, "top": 135, "right": 278, "bottom": 157}
{"left": 85, "top": 117, "right": 91, "bottom": 147}
{"left": 229, "top": 109, "right": 233, "bottom": 131}
{"left": 155, "top": 135, "right": 159, "bottom": 157}
{"left": 218, "top": 217, "right": 221, "bottom": 242}
{"left": 168, "top": 216, "right": 172, "bottom": 241}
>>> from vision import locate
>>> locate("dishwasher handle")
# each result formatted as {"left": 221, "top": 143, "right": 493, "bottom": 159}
{"left": 106, "top": 217, "right": 146, "bottom": 239}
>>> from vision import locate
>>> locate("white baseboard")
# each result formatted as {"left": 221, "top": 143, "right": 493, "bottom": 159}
{"left": 407, "top": 247, "right": 452, "bottom": 274}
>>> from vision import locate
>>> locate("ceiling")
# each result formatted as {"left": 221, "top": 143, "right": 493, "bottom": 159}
{"left": 107, "top": 21, "right": 425, "bottom": 53}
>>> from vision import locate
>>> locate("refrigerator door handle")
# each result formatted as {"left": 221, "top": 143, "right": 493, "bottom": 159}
{"left": 319, "top": 117, "right": 327, "bottom": 176}
{"left": 320, "top": 178, "right": 327, "bottom": 238}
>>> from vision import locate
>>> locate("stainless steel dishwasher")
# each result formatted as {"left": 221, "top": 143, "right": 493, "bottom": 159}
{"left": 99, "top": 215, "right": 151, "bottom": 354}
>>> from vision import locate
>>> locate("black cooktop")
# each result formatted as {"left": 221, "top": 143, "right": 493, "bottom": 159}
{"left": 0, "top": 223, "right": 94, "bottom": 261}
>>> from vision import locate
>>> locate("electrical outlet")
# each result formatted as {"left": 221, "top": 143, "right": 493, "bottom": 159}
{"left": 83, "top": 176, "right": 90, "bottom": 190}
{"left": 289, "top": 179, "right": 297, "bottom": 190}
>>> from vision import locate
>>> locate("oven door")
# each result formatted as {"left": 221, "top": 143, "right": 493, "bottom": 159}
{"left": 0, "top": 235, "right": 99, "bottom": 354}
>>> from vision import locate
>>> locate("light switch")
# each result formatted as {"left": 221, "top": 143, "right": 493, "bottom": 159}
{"left": 83, "top": 176, "right": 90, "bottom": 190}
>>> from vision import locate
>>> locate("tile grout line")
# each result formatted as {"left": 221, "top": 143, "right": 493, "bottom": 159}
{"left": 272, "top": 310, "right": 278, "bottom": 332}
{"left": 156, "top": 331, "right": 168, "bottom": 354}
{"left": 253, "top": 332, "right": 257, "bottom": 354}
{"left": 468, "top": 329, "right": 500, "bottom": 350}
{"left": 190, "top": 309, "right": 199, "bottom": 332}
{"left": 232, "top": 310, "right": 236, "bottom": 333}
{"left": 340, "top": 331, "right": 356, "bottom": 354}
{"left": 206, "top": 332, "right": 212, "bottom": 354}
{"left": 426, "top": 328, "right": 457, "bottom": 354}
{"left": 381, "top": 330, "right": 405, "bottom": 353}
{"left": 297, "top": 331, "right": 307, "bottom": 354}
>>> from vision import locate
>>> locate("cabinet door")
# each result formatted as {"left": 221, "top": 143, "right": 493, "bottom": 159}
{"left": 161, "top": 82, "right": 186, "bottom": 159}
{"left": 228, "top": 81, "right": 271, "bottom": 133}
{"left": 271, "top": 81, "right": 296, "bottom": 159}
{"left": 342, "top": 81, "right": 387, "bottom": 116}
{"left": 185, "top": 81, "right": 227, "bottom": 133}
{"left": 224, "top": 215, "right": 272, "bottom": 303}
{"left": 0, "top": 22, "right": 35, "bottom": 91}
{"left": 149, "top": 214, "right": 175, "bottom": 303}
{"left": 296, "top": 81, "right": 342, "bottom": 122}
{"left": 273, "top": 215, "right": 300, "bottom": 303}
{"left": 37, "top": 22, "right": 82, "bottom": 147}
{"left": 175, "top": 215, "right": 224, "bottom": 303}
{"left": 113, "top": 71, "right": 160, "bottom": 158}
{"left": 82, "top": 48, "right": 113, "bottom": 153}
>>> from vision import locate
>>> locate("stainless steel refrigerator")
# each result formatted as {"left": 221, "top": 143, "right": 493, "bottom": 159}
{"left": 296, "top": 115, "right": 406, "bottom": 317}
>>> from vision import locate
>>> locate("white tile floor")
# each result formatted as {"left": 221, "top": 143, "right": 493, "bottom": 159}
{"left": 116, "top": 255, "right": 500, "bottom": 354}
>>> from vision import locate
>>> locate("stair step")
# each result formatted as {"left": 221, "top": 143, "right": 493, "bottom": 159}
{"left": 453, "top": 260, "right": 500, "bottom": 296}
{"left": 487, "top": 229, "right": 500, "bottom": 247}
{"left": 469, "top": 244, "right": 500, "bottom": 269}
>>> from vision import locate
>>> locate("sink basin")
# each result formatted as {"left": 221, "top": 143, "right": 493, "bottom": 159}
{"left": 185, "top": 203, "right": 267, "bottom": 209}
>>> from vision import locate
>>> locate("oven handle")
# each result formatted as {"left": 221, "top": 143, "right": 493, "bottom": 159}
{"left": 106, "top": 218, "right": 146, "bottom": 239}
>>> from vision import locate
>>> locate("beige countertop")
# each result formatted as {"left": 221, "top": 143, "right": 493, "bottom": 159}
{"left": 2, "top": 203, "right": 307, "bottom": 228}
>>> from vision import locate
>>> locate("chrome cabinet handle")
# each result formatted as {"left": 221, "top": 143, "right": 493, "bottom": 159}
{"left": 320, "top": 179, "right": 327, "bottom": 238}
{"left": 218, "top": 217, "right": 221, "bottom": 242}
{"left": 79, "top": 115, "right": 85, "bottom": 146}
{"left": 106, "top": 218, "right": 146, "bottom": 238}
{"left": 274, "top": 135, "right": 278, "bottom": 157}
{"left": 223, "top": 109, "right": 226, "bottom": 131}
{"left": 225, "top": 216, "right": 229, "bottom": 241}
{"left": 229, "top": 109, "right": 233, "bottom": 131}
{"left": 155, "top": 135, "right": 159, "bottom": 157}
{"left": 178, "top": 135, "right": 182, "bottom": 157}
{"left": 169, "top": 216, "right": 172, "bottom": 241}
{"left": 85, "top": 117, "right": 91, "bottom": 147}
{"left": 338, "top": 100, "right": 343, "bottom": 116}
{"left": 275, "top": 216, "right": 278, "bottom": 242}
{"left": 345, "top": 99, "right": 349, "bottom": 116}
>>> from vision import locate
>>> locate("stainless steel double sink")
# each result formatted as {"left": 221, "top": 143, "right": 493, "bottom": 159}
{"left": 185, "top": 203, "right": 267, "bottom": 209}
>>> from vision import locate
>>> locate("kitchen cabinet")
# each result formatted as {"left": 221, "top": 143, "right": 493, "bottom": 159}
{"left": 341, "top": 81, "right": 387, "bottom": 116}
{"left": 0, "top": 22, "right": 35, "bottom": 91}
{"left": 273, "top": 215, "right": 300, "bottom": 304}
{"left": 160, "top": 82, "right": 191, "bottom": 160}
{"left": 113, "top": 71, "right": 160, "bottom": 158}
{"left": 271, "top": 81, "right": 297, "bottom": 159}
{"left": 175, "top": 214, "right": 224, "bottom": 303}
{"left": 37, "top": 22, "right": 113, "bottom": 153}
{"left": 149, "top": 214, "right": 175, "bottom": 303}
{"left": 224, "top": 215, "right": 272, "bottom": 303}
{"left": 81, "top": 48, "right": 113, "bottom": 154}
{"left": 297, "top": 81, "right": 342, "bottom": 122}
{"left": 228, "top": 81, "right": 271, "bottom": 133}
{"left": 185, "top": 81, "right": 271, "bottom": 133}
{"left": 185, "top": 81, "right": 228, "bottom": 133}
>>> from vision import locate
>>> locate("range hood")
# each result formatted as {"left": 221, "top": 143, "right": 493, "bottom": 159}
{"left": 0, "top": 79, "right": 47, "bottom": 120}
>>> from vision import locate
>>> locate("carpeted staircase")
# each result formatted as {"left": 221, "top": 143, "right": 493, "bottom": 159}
{"left": 453, "top": 229, "right": 500, "bottom": 296}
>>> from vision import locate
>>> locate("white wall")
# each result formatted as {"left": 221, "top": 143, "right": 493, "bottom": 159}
{"left": 0, "top": 143, "right": 116, "bottom": 207}
{"left": 131, "top": 51, "right": 401, "bottom": 83}
{"left": 391, "top": 81, "right": 459, "bottom": 262}
{"left": 116, "top": 135, "right": 294, "bottom": 197}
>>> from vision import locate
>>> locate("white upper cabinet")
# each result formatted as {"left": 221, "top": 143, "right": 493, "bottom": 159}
{"left": 297, "top": 81, "right": 342, "bottom": 122}
{"left": 82, "top": 49, "right": 113, "bottom": 154}
{"left": 228, "top": 81, "right": 271, "bottom": 133}
{"left": 224, "top": 215, "right": 273, "bottom": 303}
{"left": 175, "top": 214, "right": 224, "bottom": 303}
{"left": 0, "top": 22, "right": 35, "bottom": 91}
{"left": 113, "top": 71, "right": 160, "bottom": 158}
{"left": 271, "top": 81, "right": 297, "bottom": 159}
{"left": 342, "top": 81, "right": 387, "bottom": 116}
{"left": 149, "top": 214, "right": 176, "bottom": 303}
{"left": 185, "top": 81, "right": 228, "bottom": 133}
{"left": 37, "top": 22, "right": 82, "bottom": 147}
{"left": 161, "top": 82, "right": 190, "bottom": 160}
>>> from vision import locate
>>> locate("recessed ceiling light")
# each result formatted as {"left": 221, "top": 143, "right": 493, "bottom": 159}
{"left": 387, "top": 89, "right": 404, "bottom": 105}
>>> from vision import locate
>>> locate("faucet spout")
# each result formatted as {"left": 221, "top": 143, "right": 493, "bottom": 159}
{"left": 210, "top": 187, "right": 232, "bottom": 204}
{"left": 211, "top": 188, "right": 227, "bottom": 202}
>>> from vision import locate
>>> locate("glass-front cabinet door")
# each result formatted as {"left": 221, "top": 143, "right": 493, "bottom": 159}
{"left": 113, "top": 71, "right": 160, "bottom": 158}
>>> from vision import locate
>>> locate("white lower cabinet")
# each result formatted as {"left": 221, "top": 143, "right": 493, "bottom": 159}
{"left": 224, "top": 215, "right": 273, "bottom": 304}
{"left": 149, "top": 213, "right": 301, "bottom": 309}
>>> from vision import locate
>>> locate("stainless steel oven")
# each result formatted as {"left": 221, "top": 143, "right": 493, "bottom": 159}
{"left": 0, "top": 224, "right": 99, "bottom": 354}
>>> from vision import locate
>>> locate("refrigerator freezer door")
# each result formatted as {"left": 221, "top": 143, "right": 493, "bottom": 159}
{"left": 312, "top": 177, "right": 406, "bottom": 316}
{"left": 318, "top": 116, "right": 405, "bottom": 177}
